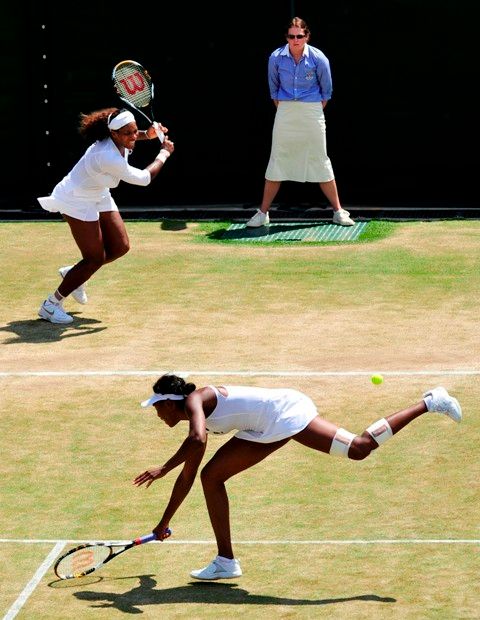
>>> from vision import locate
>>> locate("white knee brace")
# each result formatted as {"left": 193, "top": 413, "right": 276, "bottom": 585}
{"left": 366, "top": 418, "right": 393, "bottom": 445}
{"left": 329, "top": 428, "right": 357, "bottom": 457}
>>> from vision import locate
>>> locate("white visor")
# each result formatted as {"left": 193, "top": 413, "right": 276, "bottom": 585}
{"left": 141, "top": 393, "right": 184, "bottom": 408}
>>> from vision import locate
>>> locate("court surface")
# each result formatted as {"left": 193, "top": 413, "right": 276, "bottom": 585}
{"left": 0, "top": 220, "right": 479, "bottom": 619}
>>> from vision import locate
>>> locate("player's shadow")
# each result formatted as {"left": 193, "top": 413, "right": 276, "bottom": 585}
{"left": 0, "top": 314, "right": 106, "bottom": 344}
{"left": 208, "top": 223, "right": 327, "bottom": 241}
{"left": 73, "top": 574, "right": 396, "bottom": 614}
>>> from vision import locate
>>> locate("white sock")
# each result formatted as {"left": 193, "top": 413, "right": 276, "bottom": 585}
{"left": 48, "top": 292, "right": 64, "bottom": 306}
{"left": 423, "top": 394, "right": 434, "bottom": 411}
{"left": 216, "top": 555, "right": 236, "bottom": 567}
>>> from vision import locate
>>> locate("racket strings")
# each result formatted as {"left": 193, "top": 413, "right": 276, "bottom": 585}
{"left": 114, "top": 64, "right": 152, "bottom": 108}
{"left": 56, "top": 544, "right": 112, "bottom": 577}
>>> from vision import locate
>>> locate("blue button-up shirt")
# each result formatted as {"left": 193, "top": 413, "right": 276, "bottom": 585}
{"left": 268, "top": 44, "right": 333, "bottom": 102}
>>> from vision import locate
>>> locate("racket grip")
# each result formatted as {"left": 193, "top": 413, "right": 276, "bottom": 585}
{"left": 135, "top": 533, "right": 158, "bottom": 545}
{"left": 135, "top": 528, "right": 171, "bottom": 545}
{"left": 152, "top": 121, "right": 165, "bottom": 143}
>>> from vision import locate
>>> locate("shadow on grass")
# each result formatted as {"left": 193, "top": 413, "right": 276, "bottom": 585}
{"left": 161, "top": 220, "right": 187, "bottom": 231}
{"left": 67, "top": 574, "right": 396, "bottom": 614}
{"left": 207, "top": 223, "right": 330, "bottom": 241}
{"left": 0, "top": 313, "right": 106, "bottom": 344}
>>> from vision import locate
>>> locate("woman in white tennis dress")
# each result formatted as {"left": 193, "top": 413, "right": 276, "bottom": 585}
{"left": 134, "top": 374, "right": 462, "bottom": 581}
{"left": 36, "top": 108, "right": 173, "bottom": 324}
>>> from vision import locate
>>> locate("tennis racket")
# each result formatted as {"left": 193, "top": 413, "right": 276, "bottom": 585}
{"left": 54, "top": 529, "right": 171, "bottom": 580}
{"left": 112, "top": 59, "right": 165, "bottom": 142}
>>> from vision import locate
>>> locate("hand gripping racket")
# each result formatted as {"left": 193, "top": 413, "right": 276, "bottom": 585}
{"left": 112, "top": 60, "right": 165, "bottom": 142}
{"left": 54, "top": 529, "right": 171, "bottom": 579}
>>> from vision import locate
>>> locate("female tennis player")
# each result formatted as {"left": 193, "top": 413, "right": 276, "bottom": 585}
{"left": 37, "top": 108, "right": 174, "bottom": 324}
{"left": 134, "top": 374, "right": 462, "bottom": 580}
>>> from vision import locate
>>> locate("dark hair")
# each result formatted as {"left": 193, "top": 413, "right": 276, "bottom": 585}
{"left": 78, "top": 107, "right": 120, "bottom": 142}
{"left": 152, "top": 374, "right": 197, "bottom": 397}
{"left": 286, "top": 16, "right": 310, "bottom": 36}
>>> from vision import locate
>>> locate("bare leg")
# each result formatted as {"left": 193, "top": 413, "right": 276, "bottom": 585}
{"left": 57, "top": 212, "right": 129, "bottom": 298}
{"left": 319, "top": 179, "right": 342, "bottom": 212}
{"left": 200, "top": 436, "right": 289, "bottom": 558}
{"left": 259, "top": 180, "right": 282, "bottom": 214}
{"left": 293, "top": 399, "right": 428, "bottom": 460}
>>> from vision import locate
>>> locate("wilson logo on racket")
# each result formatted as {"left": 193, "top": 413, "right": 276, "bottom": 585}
{"left": 71, "top": 549, "right": 95, "bottom": 572}
{"left": 119, "top": 72, "right": 146, "bottom": 95}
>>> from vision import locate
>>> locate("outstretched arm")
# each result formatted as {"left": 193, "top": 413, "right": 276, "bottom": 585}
{"left": 133, "top": 391, "right": 208, "bottom": 532}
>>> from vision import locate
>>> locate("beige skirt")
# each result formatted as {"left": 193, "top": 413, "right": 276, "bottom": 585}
{"left": 265, "top": 101, "right": 334, "bottom": 183}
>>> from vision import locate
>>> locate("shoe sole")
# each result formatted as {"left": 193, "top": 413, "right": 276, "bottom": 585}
{"left": 190, "top": 572, "right": 242, "bottom": 580}
{"left": 447, "top": 397, "right": 462, "bottom": 423}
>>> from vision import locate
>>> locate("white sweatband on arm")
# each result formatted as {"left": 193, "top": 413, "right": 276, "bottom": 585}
{"left": 329, "top": 428, "right": 357, "bottom": 457}
{"left": 155, "top": 150, "right": 170, "bottom": 164}
{"left": 366, "top": 418, "right": 393, "bottom": 445}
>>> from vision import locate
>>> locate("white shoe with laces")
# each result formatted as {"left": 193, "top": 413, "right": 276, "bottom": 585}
{"left": 423, "top": 386, "right": 462, "bottom": 423}
{"left": 246, "top": 210, "right": 270, "bottom": 228}
{"left": 190, "top": 557, "right": 242, "bottom": 580}
{"left": 59, "top": 266, "right": 88, "bottom": 304}
{"left": 332, "top": 209, "right": 355, "bottom": 226}
{"left": 38, "top": 299, "right": 73, "bottom": 324}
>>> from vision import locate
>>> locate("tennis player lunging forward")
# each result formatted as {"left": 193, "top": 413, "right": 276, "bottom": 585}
{"left": 37, "top": 108, "right": 174, "bottom": 324}
{"left": 134, "top": 374, "right": 462, "bottom": 580}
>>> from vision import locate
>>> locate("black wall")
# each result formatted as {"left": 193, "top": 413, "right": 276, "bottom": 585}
{"left": 2, "top": 1, "right": 478, "bottom": 211}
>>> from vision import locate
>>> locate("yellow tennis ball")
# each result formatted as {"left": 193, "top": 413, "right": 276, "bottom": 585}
{"left": 371, "top": 374, "right": 384, "bottom": 385}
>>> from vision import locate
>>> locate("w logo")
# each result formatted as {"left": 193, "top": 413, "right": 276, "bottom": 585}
{"left": 120, "top": 72, "right": 146, "bottom": 95}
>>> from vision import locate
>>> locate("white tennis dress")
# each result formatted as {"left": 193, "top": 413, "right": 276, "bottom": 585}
{"left": 205, "top": 386, "right": 318, "bottom": 443}
{"left": 37, "top": 138, "right": 151, "bottom": 222}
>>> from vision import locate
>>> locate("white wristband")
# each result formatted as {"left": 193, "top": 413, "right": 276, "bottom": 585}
{"left": 155, "top": 150, "right": 170, "bottom": 164}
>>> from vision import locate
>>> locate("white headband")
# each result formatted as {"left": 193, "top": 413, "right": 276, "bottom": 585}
{"left": 141, "top": 393, "right": 185, "bottom": 408}
{"left": 108, "top": 110, "right": 136, "bottom": 130}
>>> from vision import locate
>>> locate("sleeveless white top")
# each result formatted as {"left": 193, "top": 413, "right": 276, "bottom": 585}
{"left": 205, "top": 386, "right": 318, "bottom": 443}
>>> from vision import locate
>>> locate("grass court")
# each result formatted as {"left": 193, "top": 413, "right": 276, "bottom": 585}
{"left": 0, "top": 219, "right": 479, "bottom": 619}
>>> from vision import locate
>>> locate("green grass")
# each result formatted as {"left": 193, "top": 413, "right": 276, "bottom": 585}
{"left": 0, "top": 220, "right": 479, "bottom": 618}
{"left": 192, "top": 219, "right": 396, "bottom": 245}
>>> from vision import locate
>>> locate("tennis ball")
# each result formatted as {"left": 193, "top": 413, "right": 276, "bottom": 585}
{"left": 371, "top": 374, "right": 384, "bottom": 385}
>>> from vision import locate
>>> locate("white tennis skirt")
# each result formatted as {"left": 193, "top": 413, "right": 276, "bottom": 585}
{"left": 265, "top": 101, "right": 334, "bottom": 183}
{"left": 234, "top": 391, "right": 318, "bottom": 444}
{"left": 37, "top": 187, "right": 118, "bottom": 222}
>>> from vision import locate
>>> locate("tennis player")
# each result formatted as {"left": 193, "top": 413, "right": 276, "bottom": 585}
{"left": 37, "top": 108, "right": 174, "bottom": 324}
{"left": 134, "top": 374, "right": 462, "bottom": 580}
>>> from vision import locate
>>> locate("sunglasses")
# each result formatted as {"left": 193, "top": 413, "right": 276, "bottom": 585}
{"left": 287, "top": 34, "right": 306, "bottom": 40}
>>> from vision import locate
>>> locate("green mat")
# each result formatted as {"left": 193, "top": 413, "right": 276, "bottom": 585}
{"left": 222, "top": 221, "right": 368, "bottom": 242}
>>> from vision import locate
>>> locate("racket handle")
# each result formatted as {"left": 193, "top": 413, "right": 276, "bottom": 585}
{"left": 135, "top": 528, "right": 172, "bottom": 545}
{"left": 152, "top": 121, "right": 165, "bottom": 143}
{"left": 135, "top": 533, "right": 157, "bottom": 545}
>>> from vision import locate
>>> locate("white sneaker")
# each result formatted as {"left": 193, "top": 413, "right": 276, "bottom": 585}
{"left": 246, "top": 210, "right": 270, "bottom": 228}
{"left": 59, "top": 266, "right": 88, "bottom": 304}
{"left": 332, "top": 209, "right": 355, "bottom": 226}
{"left": 190, "top": 557, "right": 242, "bottom": 580}
{"left": 423, "top": 387, "right": 462, "bottom": 423}
{"left": 38, "top": 299, "right": 73, "bottom": 324}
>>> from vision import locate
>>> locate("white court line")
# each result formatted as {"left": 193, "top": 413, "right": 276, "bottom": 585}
{"left": 2, "top": 538, "right": 477, "bottom": 618}
{"left": 3, "top": 541, "right": 64, "bottom": 620}
{"left": 0, "top": 369, "right": 479, "bottom": 378}
{"left": 1, "top": 538, "right": 479, "bottom": 545}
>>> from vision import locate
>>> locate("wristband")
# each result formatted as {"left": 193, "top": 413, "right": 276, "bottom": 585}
{"left": 155, "top": 150, "right": 170, "bottom": 164}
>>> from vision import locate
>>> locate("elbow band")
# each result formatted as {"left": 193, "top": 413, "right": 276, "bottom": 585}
{"left": 329, "top": 428, "right": 357, "bottom": 457}
{"left": 366, "top": 418, "right": 393, "bottom": 445}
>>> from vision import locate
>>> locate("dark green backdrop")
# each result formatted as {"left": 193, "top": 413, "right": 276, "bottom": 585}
{"left": 2, "top": 1, "right": 477, "bottom": 212}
